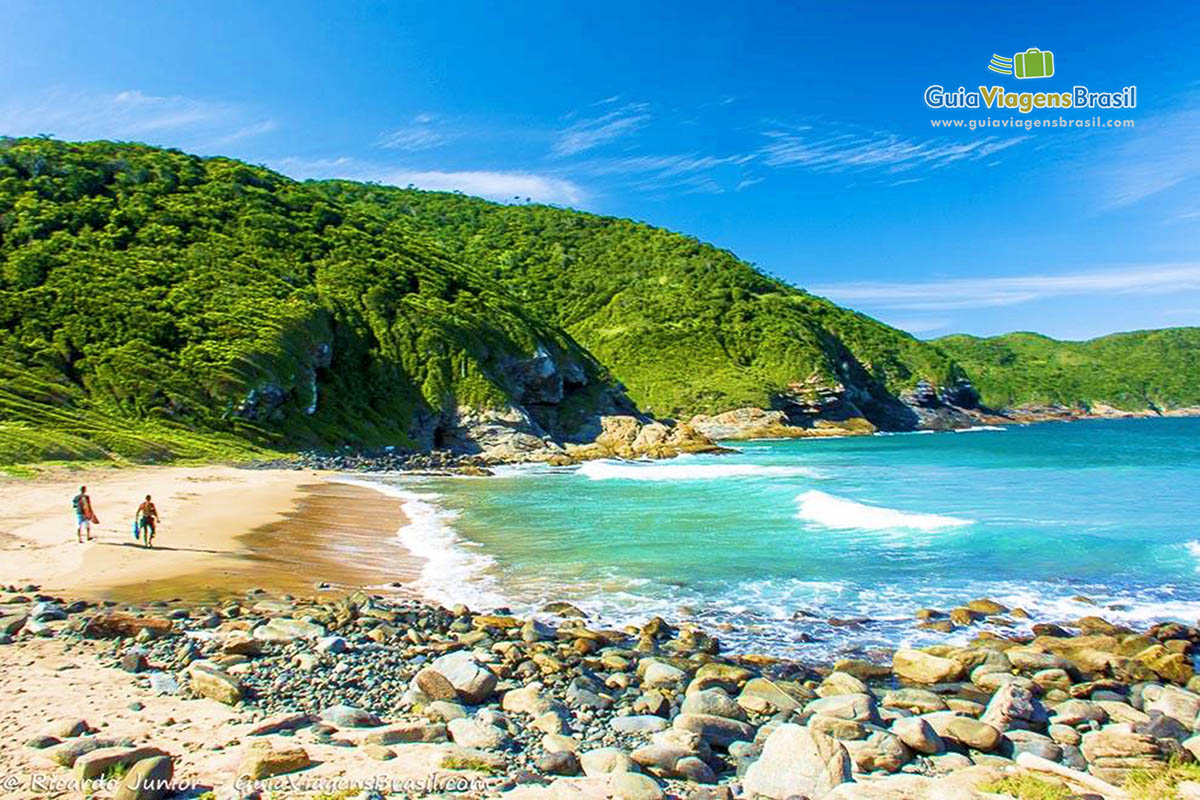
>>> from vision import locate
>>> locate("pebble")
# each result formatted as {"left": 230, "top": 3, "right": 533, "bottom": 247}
{"left": 7, "top": 579, "right": 1200, "bottom": 795}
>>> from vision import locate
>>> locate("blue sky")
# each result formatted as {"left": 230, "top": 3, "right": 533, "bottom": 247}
{"left": 2, "top": 1, "right": 1198, "bottom": 340}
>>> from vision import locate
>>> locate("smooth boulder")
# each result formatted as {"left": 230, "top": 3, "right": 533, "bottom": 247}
{"left": 743, "top": 723, "right": 851, "bottom": 799}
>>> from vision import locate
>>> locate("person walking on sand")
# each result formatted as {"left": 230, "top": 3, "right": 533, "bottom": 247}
{"left": 72, "top": 485, "right": 98, "bottom": 543}
{"left": 136, "top": 495, "right": 159, "bottom": 549}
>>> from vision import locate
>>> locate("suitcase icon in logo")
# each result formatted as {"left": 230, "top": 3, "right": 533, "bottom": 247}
{"left": 1014, "top": 48, "right": 1054, "bottom": 79}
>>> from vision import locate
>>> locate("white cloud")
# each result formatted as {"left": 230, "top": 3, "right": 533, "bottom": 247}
{"left": 760, "top": 126, "right": 1028, "bottom": 173}
{"left": 379, "top": 113, "right": 453, "bottom": 151}
{"left": 570, "top": 152, "right": 753, "bottom": 195}
{"left": 384, "top": 169, "right": 584, "bottom": 204}
{"left": 0, "top": 89, "right": 276, "bottom": 150}
{"left": 1099, "top": 107, "right": 1200, "bottom": 209}
{"left": 552, "top": 103, "right": 650, "bottom": 157}
{"left": 583, "top": 153, "right": 751, "bottom": 177}
{"left": 808, "top": 263, "right": 1200, "bottom": 311}
{"left": 274, "top": 156, "right": 585, "bottom": 205}
{"left": 208, "top": 119, "right": 279, "bottom": 147}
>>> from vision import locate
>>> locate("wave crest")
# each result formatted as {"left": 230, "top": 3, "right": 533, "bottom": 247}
{"left": 577, "top": 460, "right": 824, "bottom": 481}
{"left": 796, "top": 489, "right": 973, "bottom": 532}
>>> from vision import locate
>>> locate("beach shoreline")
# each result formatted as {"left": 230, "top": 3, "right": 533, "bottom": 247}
{"left": 3, "top": 455, "right": 1200, "bottom": 796}
{"left": 0, "top": 466, "right": 422, "bottom": 605}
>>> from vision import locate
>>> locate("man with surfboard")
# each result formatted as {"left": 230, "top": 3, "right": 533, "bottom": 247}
{"left": 72, "top": 485, "right": 98, "bottom": 543}
{"left": 136, "top": 494, "right": 159, "bottom": 549}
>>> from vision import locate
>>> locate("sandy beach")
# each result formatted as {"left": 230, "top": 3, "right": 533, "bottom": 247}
{"left": 0, "top": 637, "right": 486, "bottom": 799}
{"left": 3, "top": 467, "right": 1200, "bottom": 798}
{"left": 0, "top": 467, "right": 420, "bottom": 603}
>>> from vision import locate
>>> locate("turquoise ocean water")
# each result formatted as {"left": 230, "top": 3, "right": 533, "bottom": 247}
{"left": 362, "top": 417, "right": 1200, "bottom": 660}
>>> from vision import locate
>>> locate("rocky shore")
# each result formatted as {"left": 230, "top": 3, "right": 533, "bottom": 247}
{"left": 239, "top": 398, "right": 1200, "bottom": 474}
{"left": 5, "top": 587, "right": 1200, "bottom": 799}
{"left": 251, "top": 414, "right": 727, "bottom": 474}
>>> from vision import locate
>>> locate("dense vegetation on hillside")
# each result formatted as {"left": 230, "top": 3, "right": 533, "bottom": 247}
{"left": 0, "top": 137, "right": 1194, "bottom": 466}
{"left": 0, "top": 137, "right": 613, "bottom": 464}
{"left": 936, "top": 329, "right": 1200, "bottom": 411}
{"left": 316, "top": 182, "right": 961, "bottom": 417}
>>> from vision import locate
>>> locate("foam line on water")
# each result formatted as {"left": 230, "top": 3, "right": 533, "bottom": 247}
{"left": 577, "top": 460, "right": 825, "bottom": 481}
{"left": 955, "top": 425, "right": 1006, "bottom": 433}
{"left": 795, "top": 489, "right": 973, "bottom": 531}
{"left": 329, "top": 476, "right": 507, "bottom": 609}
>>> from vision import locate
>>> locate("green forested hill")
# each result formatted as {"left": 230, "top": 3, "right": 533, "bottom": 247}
{"left": 935, "top": 329, "right": 1200, "bottom": 411}
{"left": 0, "top": 137, "right": 1194, "bottom": 466}
{"left": 0, "top": 138, "right": 619, "bottom": 464}
{"left": 314, "top": 182, "right": 961, "bottom": 418}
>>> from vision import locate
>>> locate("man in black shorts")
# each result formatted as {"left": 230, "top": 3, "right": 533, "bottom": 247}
{"left": 137, "top": 495, "right": 159, "bottom": 549}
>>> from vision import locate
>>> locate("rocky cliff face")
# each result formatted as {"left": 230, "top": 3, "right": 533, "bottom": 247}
{"left": 689, "top": 407, "right": 875, "bottom": 440}
{"left": 690, "top": 376, "right": 984, "bottom": 441}
{"left": 402, "top": 343, "right": 723, "bottom": 464}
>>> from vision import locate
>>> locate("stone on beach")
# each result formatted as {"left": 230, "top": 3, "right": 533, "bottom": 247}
{"left": 1081, "top": 723, "right": 1173, "bottom": 784}
{"left": 252, "top": 617, "right": 326, "bottom": 643}
{"left": 448, "top": 717, "right": 510, "bottom": 749}
{"left": 82, "top": 612, "right": 173, "bottom": 639}
{"left": 579, "top": 746, "right": 637, "bottom": 776}
{"left": 928, "top": 715, "right": 1002, "bottom": 751}
{"left": 1147, "top": 685, "right": 1200, "bottom": 729}
{"left": 320, "top": 703, "right": 382, "bottom": 728}
{"left": 238, "top": 741, "right": 312, "bottom": 779}
{"left": 42, "top": 736, "right": 127, "bottom": 767}
{"left": 890, "top": 716, "right": 944, "bottom": 754}
{"left": 112, "top": 755, "right": 174, "bottom": 800}
{"left": 428, "top": 650, "right": 499, "bottom": 704}
{"left": 737, "top": 676, "right": 808, "bottom": 713}
{"left": 882, "top": 687, "right": 947, "bottom": 714}
{"left": 246, "top": 711, "right": 312, "bottom": 736}
{"left": 538, "top": 749, "right": 581, "bottom": 775}
{"left": 188, "top": 665, "right": 243, "bottom": 705}
{"left": 806, "top": 693, "right": 882, "bottom": 725}
{"left": 41, "top": 718, "right": 91, "bottom": 739}
{"left": 672, "top": 713, "right": 756, "bottom": 748}
{"left": 642, "top": 660, "right": 688, "bottom": 687}
{"left": 679, "top": 688, "right": 746, "bottom": 721}
{"left": 742, "top": 723, "right": 851, "bottom": 799}
{"left": 613, "top": 715, "right": 671, "bottom": 734}
{"left": 842, "top": 729, "right": 912, "bottom": 773}
{"left": 364, "top": 721, "right": 448, "bottom": 745}
{"left": 891, "top": 648, "right": 964, "bottom": 684}
{"left": 981, "top": 683, "right": 1049, "bottom": 731}
{"left": 414, "top": 666, "right": 460, "bottom": 701}
{"left": 74, "top": 745, "right": 169, "bottom": 781}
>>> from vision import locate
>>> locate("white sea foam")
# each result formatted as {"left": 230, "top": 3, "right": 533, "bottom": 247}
{"left": 329, "top": 476, "right": 506, "bottom": 609}
{"left": 1184, "top": 540, "right": 1200, "bottom": 570}
{"left": 954, "top": 425, "right": 1006, "bottom": 433}
{"left": 795, "top": 489, "right": 973, "bottom": 532}
{"left": 577, "top": 460, "right": 825, "bottom": 481}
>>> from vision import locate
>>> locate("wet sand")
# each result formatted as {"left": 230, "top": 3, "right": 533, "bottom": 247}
{"left": 0, "top": 467, "right": 421, "bottom": 604}
{"left": 107, "top": 480, "right": 421, "bottom": 603}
